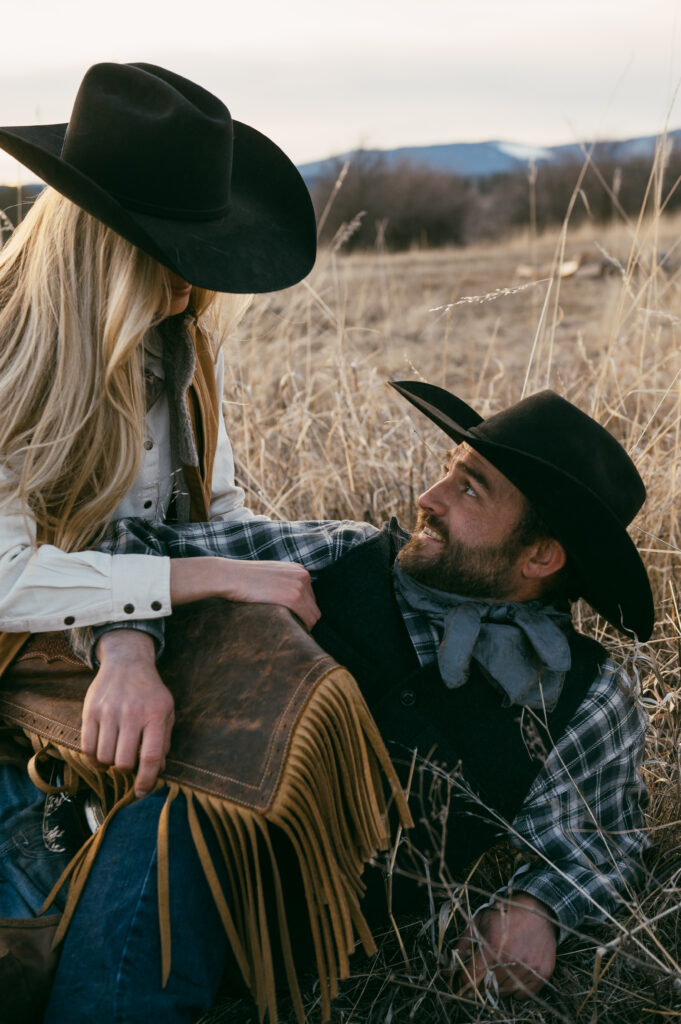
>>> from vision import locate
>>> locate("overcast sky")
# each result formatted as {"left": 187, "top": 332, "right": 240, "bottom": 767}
{"left": 1, "top": 0, "right": 681, "bottom": 183}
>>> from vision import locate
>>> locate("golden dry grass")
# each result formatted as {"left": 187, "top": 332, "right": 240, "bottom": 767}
{"left": 204, "top": 174, "right": 681, "bottom": 1022}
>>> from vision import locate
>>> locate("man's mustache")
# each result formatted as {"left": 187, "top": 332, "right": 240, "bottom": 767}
{"left": 414, "top": 510, "right": 449, "bottom": 545}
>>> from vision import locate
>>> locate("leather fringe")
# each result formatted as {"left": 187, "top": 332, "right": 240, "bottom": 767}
{"left": 26, "top": 667, "right": 412, "bottom": 1024}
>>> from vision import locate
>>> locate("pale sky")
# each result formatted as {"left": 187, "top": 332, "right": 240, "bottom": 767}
{"left": 1, "top": 0, "right": 681, "bottom": 183}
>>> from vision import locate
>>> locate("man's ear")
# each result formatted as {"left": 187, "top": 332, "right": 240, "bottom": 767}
{"left": 522, "top": 538, "right": 567, "bottom": 581}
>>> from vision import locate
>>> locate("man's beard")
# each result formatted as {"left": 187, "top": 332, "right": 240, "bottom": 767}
{"left": 397, "top": 511, "right": 525, "bottom": 599}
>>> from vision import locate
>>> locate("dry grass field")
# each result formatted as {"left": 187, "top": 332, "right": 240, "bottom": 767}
{"left": 203, "top": 178, "right": 681, "bottom": 1022}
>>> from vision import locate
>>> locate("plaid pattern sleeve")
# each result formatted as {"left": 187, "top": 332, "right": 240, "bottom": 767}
{"left": 96, "top": 517, "right": 380, "bottom": 571}
{"left": 73, "top": 517, "right": 380, "bottom": 664}
{"left": 502, "top": 659, "right": 649, "bottom": 939}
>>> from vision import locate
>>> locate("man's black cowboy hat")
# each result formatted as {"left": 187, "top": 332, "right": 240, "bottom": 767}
{"left": 390, "top": 380, "right": 654, "bottom": 641}
{"left": 0, "top": 62, "right": 316, "bottom": 293}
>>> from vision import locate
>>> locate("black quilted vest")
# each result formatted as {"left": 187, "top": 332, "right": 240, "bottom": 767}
{"left": 311, "top": 525, "right": 605, "bottom": 882}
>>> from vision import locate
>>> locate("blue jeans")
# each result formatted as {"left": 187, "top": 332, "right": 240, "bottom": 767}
{"left": 0, "top": 763, "right": 74, "bottom": 919}
{"left": 43, "top": 788, "right": 236, "bottom": 1024}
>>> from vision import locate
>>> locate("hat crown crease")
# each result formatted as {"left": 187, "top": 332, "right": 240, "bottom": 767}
{"left": 60, "top": 63, "right": 234, "bottom": 220}
{"left": 470, "top": 394, "right": 645, "bottom": 526}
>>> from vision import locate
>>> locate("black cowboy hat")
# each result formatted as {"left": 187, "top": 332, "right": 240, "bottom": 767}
{"left": 0, "top": 62, "right": 316, "bottom": 293}
{"left": 390, "top": 380, "right": 654, "bottom": 641}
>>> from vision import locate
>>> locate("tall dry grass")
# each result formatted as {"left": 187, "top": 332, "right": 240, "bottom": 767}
{"left": 204, "top": 148, "right": 681, "bottom": 1022}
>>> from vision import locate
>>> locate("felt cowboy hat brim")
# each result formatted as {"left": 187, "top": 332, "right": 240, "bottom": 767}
{"left": 390, "top": 379, "right": 654, "bottom": 641}
{"left": 0, "top": 63, "right": 317, "bottom": 293}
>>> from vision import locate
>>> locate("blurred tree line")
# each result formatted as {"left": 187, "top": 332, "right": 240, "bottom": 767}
{"left": 312, "top": 145, "right": 681, "bottom": 251}
{"left": 2, "top": 149, "right": 679, "bottom": 252}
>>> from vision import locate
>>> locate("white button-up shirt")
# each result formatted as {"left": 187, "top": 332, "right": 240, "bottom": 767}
{"left": 0, "top": 348, "right": 256, "bottom": 633}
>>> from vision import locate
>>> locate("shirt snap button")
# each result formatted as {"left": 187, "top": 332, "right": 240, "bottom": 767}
{"left": 64, "top": 615, "right": 75, "bottom": 626}
{"left": 143, "top": 500, "right": 152, "bottom": 509}
{"left": 124, "top": 604, "right": 135, "bottom": 614}
{"left": 151, "top": 601, "right": 162, "bottom": 611}
{"left": 400, "top": 689, "right": 416, "bottom": 707}
{"left": 143, "top": 440, "right": 153, "bottom": 451}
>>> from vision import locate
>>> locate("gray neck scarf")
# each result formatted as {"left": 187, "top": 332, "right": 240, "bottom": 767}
{"left": 146, "top": 316, "right": 198, "bottom": 522}
{"left": 392, "top": 562, "right": 573, "bottom": 711}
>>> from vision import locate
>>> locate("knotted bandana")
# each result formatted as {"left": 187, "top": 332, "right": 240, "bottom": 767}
{"left": 392, "top": 562, "right": 573, "bottom": 710}
{"left": 144, "top": 316, "right": 199, "bottom": 522}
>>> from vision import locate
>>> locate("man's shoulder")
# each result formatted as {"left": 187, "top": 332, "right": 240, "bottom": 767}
{"left": 562, "top": 641, "right": 648, "bottom": 744}
{"left": 567, "top": 626, "right": 638, "bottom": 701}
{"left": 523, "top": 648, "right": 648, "bottom": 808}
{"left": 567, "top": 628, "right": 608, "bottom": 674}
{"left": 316, "top": 517, "right": 410, "bottom": 567}
{"left": 378, "top": 517, "right": 411, "bottom": 557}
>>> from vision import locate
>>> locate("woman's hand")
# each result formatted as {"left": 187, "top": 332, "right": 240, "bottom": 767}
{"left": 81, "top": 556, "right": 319, "bottom": 797}
{"left": 170, "top": 556, "right": 321, "bottom": 631}
{"left": 82, "top": 630, "right": 175, "bottom": 798}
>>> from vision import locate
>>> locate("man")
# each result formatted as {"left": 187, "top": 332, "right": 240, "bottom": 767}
{"left": 59, "top": 380, "right": 651, "bottom": 1004}
{"left": 5, "top": 382, "right": 653, "bottom": 1020}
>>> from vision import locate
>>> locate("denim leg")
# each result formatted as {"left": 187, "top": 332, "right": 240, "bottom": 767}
{"left": 0, "top": 764, "right": 75, "bottom": 918}
{"left": 44, "top": 789, "right": 232, "bottom": 1024}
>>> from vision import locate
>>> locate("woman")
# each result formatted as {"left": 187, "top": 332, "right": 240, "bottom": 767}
{"left": 0, "top": 61, "right": 322, "bottom": 789}
{"left": 0, "top": 61, "right": 322, "bottom": 1022}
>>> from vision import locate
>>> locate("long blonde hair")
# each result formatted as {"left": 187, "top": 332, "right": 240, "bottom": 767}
{"left": 0, "top": 188, "right": 216, "bottom": 550}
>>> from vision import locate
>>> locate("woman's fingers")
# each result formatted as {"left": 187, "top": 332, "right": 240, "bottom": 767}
{"left": 272, "top": 567, "right": 321, "bottom": 631}
{"left": 220, "top": 560, "right": 322, "bottom": 630}
{"left": 95, "top": 717, "right": 119, "bottom": 769}
{"left": 170, "top": 557, "right": 323, "bottom": 630}
{"left": 134, "top": 708, "right": 174, "bottom": 798}
{"left": 81, "top": 700, "right": 102, "bottom": 766}
{"left": 82, "top": 630, "right": 175, "bottom": 797}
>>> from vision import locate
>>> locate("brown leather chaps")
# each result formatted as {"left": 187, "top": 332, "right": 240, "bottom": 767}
{"left": 0, "top": 599, "right": 411, "bottom": 1024}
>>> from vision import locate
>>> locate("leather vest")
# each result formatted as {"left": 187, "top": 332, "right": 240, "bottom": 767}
{"left": 0, "top": 322, "right": 220, "bottom": 679}
{"left": 311, "top": 526, "right": 605, "bottom": 877}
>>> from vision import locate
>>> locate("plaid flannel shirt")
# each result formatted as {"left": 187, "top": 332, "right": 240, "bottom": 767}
{"left": 87, "top": 515, "right": 649, "bottom": 938}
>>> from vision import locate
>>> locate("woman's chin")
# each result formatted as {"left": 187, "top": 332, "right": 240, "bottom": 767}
{"left": 166, "top": 293, "right": 192, "bottom": 317}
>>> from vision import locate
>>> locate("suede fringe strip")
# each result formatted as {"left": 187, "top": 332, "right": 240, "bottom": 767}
{"left": 26, "top": 667, "right": 412, "bottom": 1024}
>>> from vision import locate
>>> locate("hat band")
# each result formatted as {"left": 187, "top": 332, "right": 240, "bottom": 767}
{"left": 109, "top": 188, "right": 231, "bottom": 222}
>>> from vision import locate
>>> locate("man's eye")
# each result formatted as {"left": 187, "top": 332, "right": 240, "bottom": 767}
{"left": 464, "top": 482, "right": 478, "bottom": 497}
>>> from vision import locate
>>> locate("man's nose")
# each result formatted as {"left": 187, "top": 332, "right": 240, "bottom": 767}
{"left": 418, "top": 478, "right": 449, "bottom": 516}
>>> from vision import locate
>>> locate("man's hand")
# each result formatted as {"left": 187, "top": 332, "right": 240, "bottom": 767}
{"left": 453, "top": 893, "right": 557, "bottom": 998}
{"left": 82, "top": 630, "right": 175, "bottom": 798}
{"left": 170, "top": 556, "right": 321, "bottom": 631}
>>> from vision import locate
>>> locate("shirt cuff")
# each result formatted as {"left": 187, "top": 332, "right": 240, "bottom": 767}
{"left": 498, "top": 867, "right": 586, "bottom": 944}
{"left": 89, "top": 619, "right": 166, "bottom": 667}
{"left": 110, "top": 553, "right": 171, "bottom": 622}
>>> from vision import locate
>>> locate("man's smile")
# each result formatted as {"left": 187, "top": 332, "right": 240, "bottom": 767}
{"left": 414, "top": 511, "right": 448, "bottom": 546}
{"left": 419, "top": 525, "right": 444, "bottom": 543}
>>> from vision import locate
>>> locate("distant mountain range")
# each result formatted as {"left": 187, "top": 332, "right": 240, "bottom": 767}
{"left": 298, "top": 130, "right": 681, "bottom": 184}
